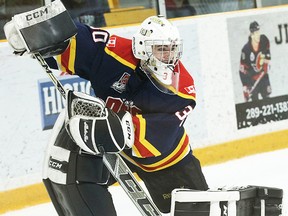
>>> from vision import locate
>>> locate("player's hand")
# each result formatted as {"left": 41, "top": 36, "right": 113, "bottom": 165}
{"left": 3, "top": 20, "right": 27, "bottom": 55}
{"left": 243, "top": 86, "right": 251, "bottom": 102}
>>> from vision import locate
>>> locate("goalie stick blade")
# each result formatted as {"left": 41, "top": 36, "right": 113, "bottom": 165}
{"left": 103, "top": 153, "right": 162, "bottom": 216}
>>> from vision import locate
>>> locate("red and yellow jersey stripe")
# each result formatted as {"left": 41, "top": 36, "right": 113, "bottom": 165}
{"left": 121, "top": 130, "right": 191, "bottom": 172}
{"left": 132, "top": 114, "right": 161, "bottom": 158}
{"left": 56, "top": 36, "right": 77, "bottom": 75}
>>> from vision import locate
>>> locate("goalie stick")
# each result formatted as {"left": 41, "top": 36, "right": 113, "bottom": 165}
{"left": 34, "top": 53, "right": 162, "bottom": 216}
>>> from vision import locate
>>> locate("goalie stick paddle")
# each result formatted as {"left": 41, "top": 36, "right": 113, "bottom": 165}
{"left": 34, "top": 53, "right": 162, "bottom": 216}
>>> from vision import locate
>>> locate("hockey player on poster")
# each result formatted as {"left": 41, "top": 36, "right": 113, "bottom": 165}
{"left": 239, "top": 21, "right": 272, "bottom": 102}
{"left": 3, "top": 4, "right": 208, "bottom": 216}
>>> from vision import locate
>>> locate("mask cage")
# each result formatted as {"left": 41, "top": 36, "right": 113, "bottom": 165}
{"left": 144, "top": 39, "right": 183, "bottom": 67}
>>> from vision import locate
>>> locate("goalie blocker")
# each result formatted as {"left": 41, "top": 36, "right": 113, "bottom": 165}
{"left": 4, "top": 0, "right": 77, "bottom": 57}
{"left": 170, "top": 185, "right": 282, "bottom": 216}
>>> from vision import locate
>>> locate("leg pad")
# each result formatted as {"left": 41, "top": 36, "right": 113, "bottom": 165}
{"left": 170, "top": 186, "right": 283, "bottom": 216}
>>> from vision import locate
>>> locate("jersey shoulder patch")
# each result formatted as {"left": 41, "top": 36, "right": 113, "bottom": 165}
{"left": 177, "top": 61, "right": 196, "bottom": 99}
{"left": 105, "top": 35, "right": 138, "bottom": 68}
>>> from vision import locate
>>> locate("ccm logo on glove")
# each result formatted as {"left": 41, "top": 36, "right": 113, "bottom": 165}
{"left": 26, "top": 8, "right": 48, "bottom": 21}
{"left": 125, "top": 120, "right": 132, "bottom": 141}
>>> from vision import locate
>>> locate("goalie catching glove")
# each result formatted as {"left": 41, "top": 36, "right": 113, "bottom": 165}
{"left": 65, "top": 90, "right": 134, "bottom": 155}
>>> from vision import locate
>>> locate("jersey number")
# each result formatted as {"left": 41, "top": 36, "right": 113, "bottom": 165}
{"left": 90, "top": 27, "right": 109, "bottom": 43}
{"left": 175, "top": 105, "right": 193, "bottom": 126}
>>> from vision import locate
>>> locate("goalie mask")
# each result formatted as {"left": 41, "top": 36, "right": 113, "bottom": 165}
{"left": 132, "top": 15, "right": 183, "bottom": 93}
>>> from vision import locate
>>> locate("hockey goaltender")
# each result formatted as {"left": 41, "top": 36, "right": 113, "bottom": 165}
{"left": 3, "top": 0, "right": 283, "bottom": 215}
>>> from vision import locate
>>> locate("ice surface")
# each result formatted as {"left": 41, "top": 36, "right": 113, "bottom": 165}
{"left": 1, "top": 149, "right": 287, "bottom": 216}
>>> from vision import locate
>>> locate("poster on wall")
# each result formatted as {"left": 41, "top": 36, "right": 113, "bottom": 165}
{"left": 227, "top": 11, "right": 288, "bottom": 129}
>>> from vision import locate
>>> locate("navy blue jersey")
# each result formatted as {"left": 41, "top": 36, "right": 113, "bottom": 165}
{"left": 52, "top": 22, "right": 197, "bottom": 171}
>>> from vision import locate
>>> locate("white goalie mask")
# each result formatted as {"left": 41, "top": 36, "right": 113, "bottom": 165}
{"left": 132, "top": 15, "right": 183, "bottom": 92}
